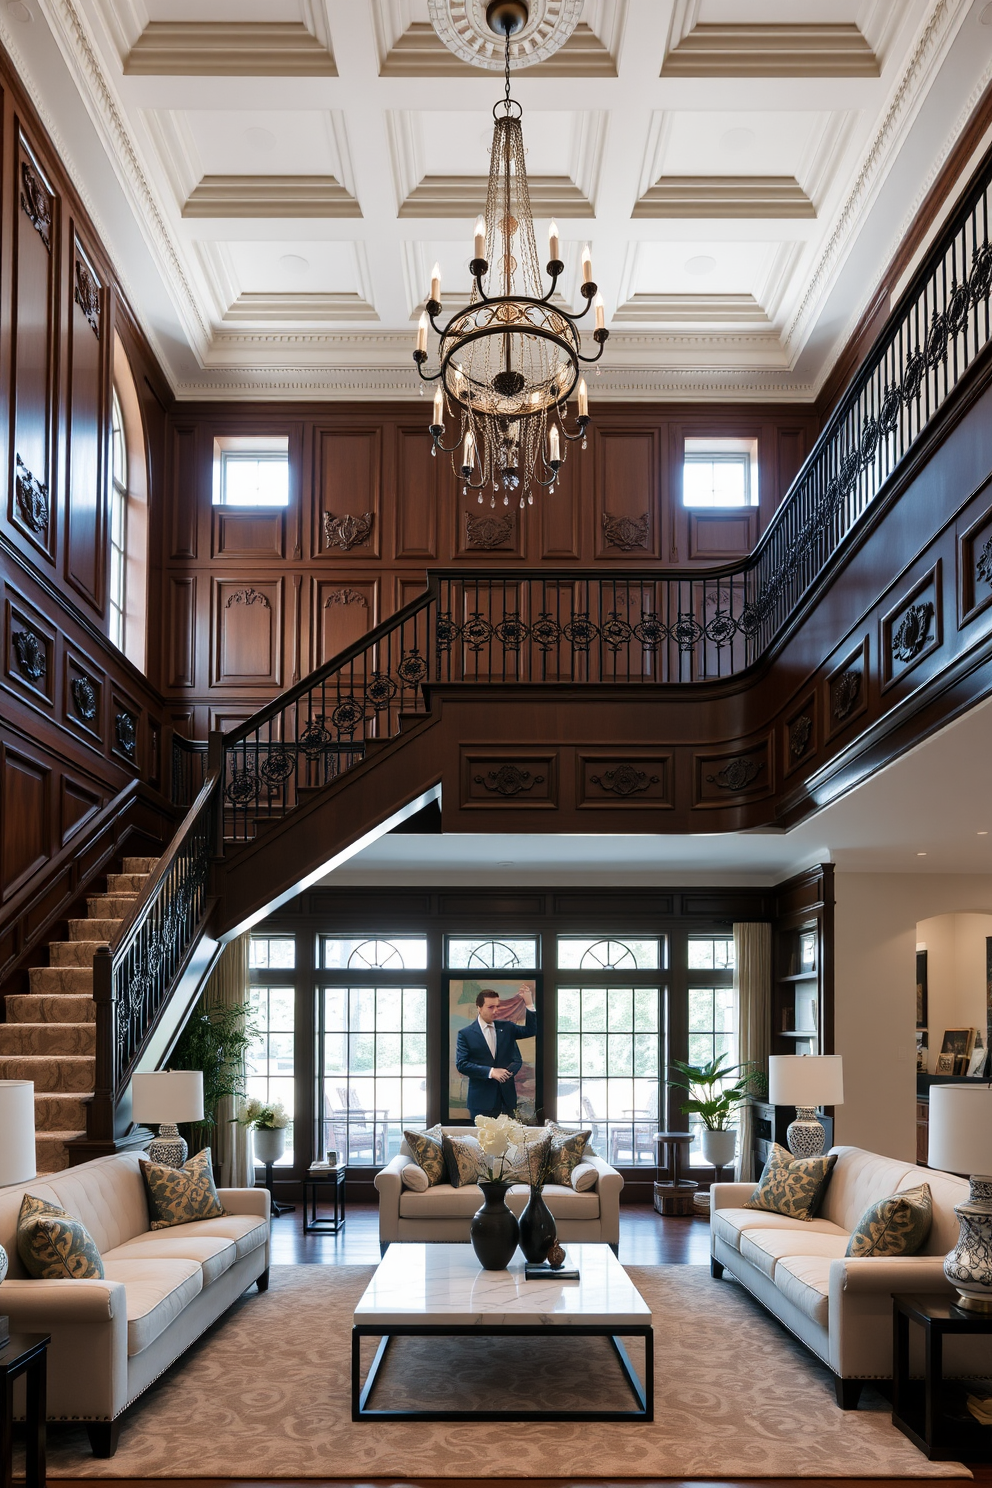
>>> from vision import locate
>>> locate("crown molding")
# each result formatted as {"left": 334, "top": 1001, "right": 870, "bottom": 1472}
{"left": 398, "top": 173, "right": 593, "bottom": 218}
{"left": 612, "top": 293, "right": 769, "bottom": 325}
{"left": 661, "top": 24, "right": 879, "bottom": 78}
{"left": 123, "top": 22, "right": 337, "bottom": 76}
{"left": 381, "top": 21, "right": 614, "bottom": 77}
{"left": 222, "top": 293, "right": 379, "bottom": 324}
{"left": 182, "top": 175, "right": 362, "bottom": 220}
{"left": 633, "top": 176, "right": 815, "bottom": 220}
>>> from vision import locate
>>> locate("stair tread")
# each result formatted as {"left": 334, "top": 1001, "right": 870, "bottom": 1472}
{"left": 37, "top": 1130, "right": 86, "bottom": 1141}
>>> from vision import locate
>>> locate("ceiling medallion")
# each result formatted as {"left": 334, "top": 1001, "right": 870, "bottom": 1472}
{"left": 415, "top": 1, "right": 608, "bottom": 509}
{"left": 428, "top": 0, "right": 582, "bottom": 72}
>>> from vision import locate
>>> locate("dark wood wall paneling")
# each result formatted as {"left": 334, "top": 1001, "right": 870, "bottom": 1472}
{"left": 0, "top": 41, "right": 174, "bottom": 941}
{"left": 160, "top": 403, "right": 820, "bottom": 737}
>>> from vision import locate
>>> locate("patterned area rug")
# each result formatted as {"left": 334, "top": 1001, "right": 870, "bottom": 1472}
{"left": 42, "top": 1262, "right": 969, "bottom": 1479}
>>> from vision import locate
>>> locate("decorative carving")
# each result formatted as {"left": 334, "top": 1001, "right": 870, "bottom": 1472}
{"left": 590, "top": 765, "right": 659, "bottom": 797}
{"left": 891, "top": 601, "right": 935, "bottom": 663}
{"left": 832, "top": 670, "right": 861, "bottom": 720}
{"left": 465, "top": 512, "right": 514, "bottom": 550}
{"left": 11, "top": 629, "right": 46, "bottom": 682}
{"left": 602, "top": 512, "right": 649, "bottom": 551}
{"left": 225, "top": 587, "right": 269, "bottom": 608}
{"left": 977, "top": 535, "right": 992, "bottom": 589}
{"left": 474, "top": 765, "right": 545, "bottom": 797}
{"left": 71, "top": 675, "right": 98, "bottom": 721}
{"left": 324, "top": 588, "right": 367, "bottom": 607}
{"left": 225, "top": 769, "right": 260, "bottom": 805}
{"left": 789, "top": 715, "right": 813, "bottom": 759}
{"left": 706, "top": 757, "right": 763, "bottom": 792}
{"left": 323, "top": 511, "right": 374, "bottom": 550}
{"left": 74, "top": 254, "right": 100, "bottom": 336}
{"left": 15, "top": 455, "right": 49, "bottom": 534}
{"left": 19, "top": 161, "right": 51, "bottom": 250}
{"left": 115, "top": 710, "right": 137, "bottom": 759}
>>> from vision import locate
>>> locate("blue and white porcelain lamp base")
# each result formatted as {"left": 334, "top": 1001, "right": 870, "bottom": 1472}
{"left": 786, "top": 1107, "right": 826, "bottom": 1158}
{"left": 148, "top": 1123, "right": 188, "bottom": 1168}
{"left": 945, "top": 1175, "right": 992, "bottom": 1313}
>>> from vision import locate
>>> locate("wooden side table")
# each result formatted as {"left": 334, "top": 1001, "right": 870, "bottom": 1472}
{"left": 891, "top": 1292, "right": 992, "bottom": 1460}
{"left": 303, "top": 1167, "right": 346, "bottom": 1234}
{"left": 652, "top": 1131, "right": 697, "bottom": 1216}
{"left": 1, "top": 1331, "right": 50, "bottom": 1488}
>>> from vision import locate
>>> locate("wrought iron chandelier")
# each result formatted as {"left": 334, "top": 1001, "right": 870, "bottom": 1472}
{"left": 414, "top": 0, "right": 608, "bottom": 508}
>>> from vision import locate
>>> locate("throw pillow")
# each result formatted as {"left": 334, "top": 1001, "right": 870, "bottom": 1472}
{"left": 17, "top": 1194, "right": 104, "bottom": 1279}
{"left": 845, "top": 1183, "right": 933, "bottom": 1257}
{"left": 400, "top": 1160, "right": 430, "bottom": 1192}
{"left": 403, "top": 1124, "right": 445, "bottom": 1186}
{"left": 442, "top": 1133, "right": 483, "bottom": 1188}
{"left": 546, "top": 1119, "right": 598, "bottom": 1159}
{"left": 140, "top": 1147, "right": 225, "bottom": 1230}
{"left": 548, "top": 1127, "right": 591, "bottom": 1185}
{"left": 743, "top": 1143, "right": 837, "bottom": 1221}
{"left": 570, "top": 1160, "right": 599, "bottom": 1193}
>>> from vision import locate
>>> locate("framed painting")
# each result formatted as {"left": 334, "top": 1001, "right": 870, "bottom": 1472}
{"left": 444, "top": 975, "right": 542, "bottom": 1124}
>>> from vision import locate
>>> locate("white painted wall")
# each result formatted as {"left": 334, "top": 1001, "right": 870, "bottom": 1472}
{"left": 833, "top": 874, "right": 992, "bottom": 1162}
{"left": 916, "top": 912, "right": 992, "bottom": 1071}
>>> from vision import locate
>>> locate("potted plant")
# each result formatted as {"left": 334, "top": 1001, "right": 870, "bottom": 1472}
{"left": 235, "top": 1097, "right": 291, "bottom": 1166}
{"left": 669, "top": 1054, "right": 762, "bottom": 1169}
{"left": 170, "top": 998, "right": 258, "bottom": 1167}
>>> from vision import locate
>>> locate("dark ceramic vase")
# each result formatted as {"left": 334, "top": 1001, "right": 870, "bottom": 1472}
{"left": 519, "top": 1184, "right": 557, "bottom": 1265}
{"left": 470, "top": 1180, "right": 519, "bottom": 1269}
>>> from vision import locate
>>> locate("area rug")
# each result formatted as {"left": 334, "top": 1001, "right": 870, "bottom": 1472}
{"left": 39, "top": 1263, "right": 969, "bottom": 1479}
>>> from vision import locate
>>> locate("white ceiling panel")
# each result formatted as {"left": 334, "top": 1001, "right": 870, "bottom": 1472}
{"left": 223, "top": 239, "right": 364, "bottom": 295}
{"left": 181, "top": 109, "right": 343, "bottom": 179}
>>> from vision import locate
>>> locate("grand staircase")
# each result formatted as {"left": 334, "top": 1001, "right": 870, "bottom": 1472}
{"left": 0, "top": 857, "right": 158, "bottom": 1173}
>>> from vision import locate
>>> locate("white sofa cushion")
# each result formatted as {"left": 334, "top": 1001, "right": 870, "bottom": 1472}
{"left": 774, "top": 1255, "right": 832, "bottom": 1326}
{"left": 739, "top": 1227, "right": 849, "bottom": 1280}
{"left": 398, "top": 1182, "right": 600, "bottom": 1220}
{"left": 817, "top": 1148, "right": 917, "bottom": 1234}
{"left": 102, "top": 1234, "right": 237, "bottom": 1286}
{"left": 37, "top": 1156, "right": 152, "bottom": 1254}
{"left": 121, "top": 1214, "right": 268, "bottom": 1261}
{"left": 101, "top": 1257, "right": 202, "bottom": 1355}
{"left": 713, "top": 1206, "right": 848, "bottom": 1253}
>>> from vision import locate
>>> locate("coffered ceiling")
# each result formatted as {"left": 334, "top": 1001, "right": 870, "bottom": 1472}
{"left": 3, "top": 0, "right": 991, "bottom": 400}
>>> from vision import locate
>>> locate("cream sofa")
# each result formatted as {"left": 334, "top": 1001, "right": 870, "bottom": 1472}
{"left": 711, "top": 1144, "right": 992, "bottom": 1407}
{"left": 375, "top": 1126, "right": 623, "bottom": 1253}
{"left": 0, "top": 1151, "right": 269, "bottom": 1455}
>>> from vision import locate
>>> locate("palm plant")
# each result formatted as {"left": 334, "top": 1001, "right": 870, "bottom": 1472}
{"left": 669, "top": 1054, "right": 762, "bottom": 1131}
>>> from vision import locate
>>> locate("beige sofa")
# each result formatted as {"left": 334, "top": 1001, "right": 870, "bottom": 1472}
{"left": 711, "top": 1144, "right": 992, "bottom": 1407}
{"left": 375, "top": 1126, "right": 623, "bottom": 1253}
{"left": 0, "top": 1151, "right": 269, "bottom": 1455}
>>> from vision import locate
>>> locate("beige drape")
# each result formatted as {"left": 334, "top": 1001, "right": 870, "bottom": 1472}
{"left": 201, "top": 934, "right": 253, "bottom": 1189}
{"left": 734, "top": 922, "right": 771, "bottom": 1182}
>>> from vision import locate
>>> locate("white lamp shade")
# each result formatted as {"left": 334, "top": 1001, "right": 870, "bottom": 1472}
{"left": 768, "top": 1055, "right": 844, "bottom": 1108}
{"left": 929, "top": 1083, "right": 992, "bottom": 1175}
{"left": 0, "top": 1080, "right": 36, "bottom": 1185}
{"left": 131, "top": 1070, "right": 204, "bottom": 1125}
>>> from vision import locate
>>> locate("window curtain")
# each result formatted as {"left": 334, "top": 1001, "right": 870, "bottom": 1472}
{"left": 203, "top": 934, "right": 253, "bottom": 1189}
{"left": 734, "top": 921, "right": 771, "bottom": 1182}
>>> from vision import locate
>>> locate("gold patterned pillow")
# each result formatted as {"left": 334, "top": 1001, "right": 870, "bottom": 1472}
{"left": 845, "top": 1183, "right": 933, "bottom": 1257}
{"left": 140, "top": 1147, "right": 225, "bottom": 1230}
{"left": 17, "top": 1194, "right": 104, "bottom": 1279}
{"left": 442, "top": 1133, "right": 483, "bottom": 1188}
{"left": 743, "top": 1143, "right": 837, "bottom": 1221}
{"left": 403, "top": 1124, "right": 445, "bottom": 1186}
{"left": 548, "top": 1127, "right": 591, "bottom": 1185}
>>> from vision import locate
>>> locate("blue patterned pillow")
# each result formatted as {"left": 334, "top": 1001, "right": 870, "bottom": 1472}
{"left": 17, "top": 1193, "right": 104, "bottom": 1279}
{"left": 743, "top": 1143, "right": 837, "bottom": 1221}
{"left": 845, "top": 1183, "right": 933, "bottom": 1257}
{"left": 140, "top": 1147, "right": 225, "bottom": 1230}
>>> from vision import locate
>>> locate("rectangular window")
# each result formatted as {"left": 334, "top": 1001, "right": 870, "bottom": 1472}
{"left": 685, "top": 934, "right": 736, "bottom": 1167}
{"left": 212, "top": 435, "right": 290, "bottom": 507}
{"left": 250, "top": 936, "right": 296, "bottom": 970}
{"left": 318, "top": 985, "right": 427, "bottom": 1164}
{"left": 446, "top": 936, "right": 538, "bottom": 969}
{"left": 557, "top": 985, "right": 662, "bottom": 1167}
{"left": 683, "top": 438, "right": 758, "bottom": 508}
{"left": 247, "top": 984, "right": 295, "bottom": 1167}
{"left": 109, "top": 389, "right": 127, "bottom": 651}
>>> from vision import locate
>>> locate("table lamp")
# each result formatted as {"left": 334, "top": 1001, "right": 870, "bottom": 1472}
{"left": 131, "top": 1070, "right": 204, "bottom": 1167}
{"left": 929, "top": 1083, "right": 992, "bottom": 1311}
{"left": 768, "top": 1054, "right": 844, "bottom": 1157}
{"left": 0, "top": 1079, "right": 37, "bottom": 1344}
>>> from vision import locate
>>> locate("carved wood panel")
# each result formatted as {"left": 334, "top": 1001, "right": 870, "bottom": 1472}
{"left": 316, "top": 428, "right": 381, "bottom": 558}
{"left": 65, "top": 234, "right": 105, "bottom": 611}
{"left": 313, "top": 579, "right": 377, "bottom": 670}
{"left": 394, "top": 425, "right": 440, "bottom": 560}
{"left": 211, "top": 579, "right": 283, "bottom": 688}
{"left": 213, "top": 510, "right": 285, "bottom": 558}
{"left": 10, "top": 135, "right": 57, "bottom": 563}
{"left": 1, "top": 743, "right": 51, "bottom": 899}
{"left": 595, "top": 429, "right": 659, "bottom": 560}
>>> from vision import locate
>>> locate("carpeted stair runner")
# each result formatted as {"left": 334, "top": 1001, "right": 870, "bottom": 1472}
{"left": 0, "top": 857, "right": 158, "bottom": 1173}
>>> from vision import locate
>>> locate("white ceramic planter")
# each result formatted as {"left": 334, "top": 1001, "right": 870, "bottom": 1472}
{"left": 253, "top": 1126, "right": 286, "bottom": 1166}
{"left": 701, "top": 1127, "right": 737, "bottom": 1169}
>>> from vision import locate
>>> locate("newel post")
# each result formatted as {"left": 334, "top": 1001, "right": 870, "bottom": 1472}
{"left": 90, "top": 946, "right": 116, "bottom": 1142}
{"left": 207, "top": 729, "right": 224, "bottom": 856}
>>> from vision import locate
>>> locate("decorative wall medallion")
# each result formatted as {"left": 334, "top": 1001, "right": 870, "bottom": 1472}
{"left": 225, "top": 587, "right": 269, "bottom": 607}
{"left": 789, "top": 714, "right": 813, "bottom": 759}
{"left": 474, "top": 765, "right": 545, "bottom": 797}
{"left": 590, "top": 765, "right": 659, "bottom": 797}
{"left": 891, "top": 601, "right": 935, "bottom": 663}
{"left": 323, "top": 511, "right": 374, "bottom": 550}
{"left": 705, "top": 757, "right": 763, "bottom": 792}
{"left": 11, "top": 628, "right": 46, "bottom": 682}
{"left": 19, "top": 161, "right": 51, "bottom": 251}
{"left": 71, "top": 675, "right": 98, "bottom": 721}
{"left": 15, "top": 455, "right": 49, "bottom": 534}
{"left": 428, "top": 0, "right": 582, "bottom": 72}
{"left": 465, "top": 512, "right": 514, "bottom": 549}
{"left": 832, "top": 670, "right": 861, "bottom": 720}
{"left": 602, "top": 512, "right": 649, "bottom": 551}
{"left": 324, "top": 588, "right": 367, "bottom": 607}
{"left": 977, "top": 535, "right": 992, "bottom": 589}
{"left": 74, "top": 255, "right": 100, "bottom": 336}
{"left": 115, "top": 710, "right": 137, "bottom": 758}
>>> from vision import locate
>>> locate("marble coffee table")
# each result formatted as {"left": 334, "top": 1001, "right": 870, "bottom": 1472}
{"left": 352, "top": 1241, "right": 653, "bottom": 1421}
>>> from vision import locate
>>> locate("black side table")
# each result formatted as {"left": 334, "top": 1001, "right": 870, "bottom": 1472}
{"left": 892, "top": 1292, "right": 992, "bottom": 1460}
{"left": 303, "top": 1167, "right": 346, "bottom": 1234}
{"left": 260, "top": 1162, "right": 296, "bottom": 1217}
{"left": 1, "top": 1331, "right": 50, "bottom": 1488}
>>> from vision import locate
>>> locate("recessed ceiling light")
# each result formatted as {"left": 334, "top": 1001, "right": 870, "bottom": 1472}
{"left": 684, "top": 255, "right": 717, "bottom": 277}
{"left": 244, "top": 127, "right": 277, "bottom": 153}
{"left": 917, "top": 851, "right": 927, "bottom": 857}
{"left": 979, "top": 831, "right": 989, "bottom": 836}
{"left": 721, "top": 127, "right": 755, "bottom": 154}
{"left": 279, "top": 254, "right": 310, "bottom": 276}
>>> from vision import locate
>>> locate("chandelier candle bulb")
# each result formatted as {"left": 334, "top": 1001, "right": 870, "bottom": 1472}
{"left": 416, "top": 312, "right": 428, "bottom": 354}
{"left": 577, "top": 378, "right": 589, "bottom": 418}
{"left": 548, "top": 424, "right": 561, "bottom": 463}
{"left": 430, "top": 262, "right": 441, "bottom": 304}
{"left": 432, "top": 387, "right": 444, "bottom": 430}
{"left": 462, "top": 429, "right": 476, "bottom": 472}
{"left": 474, "top": 216, "right": 487, "bottom": 261}
{"left": 582, "top": 244, "right": 593, "bottom": 285}
{"left": 594, "top": 292, "right": 605, "bottom": 331}
{"left": 548, "top": 219, "right": 560, "bottom": 262}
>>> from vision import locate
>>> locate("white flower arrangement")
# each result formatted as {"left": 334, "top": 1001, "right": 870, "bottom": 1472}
{"left": 474, "top": 1114, "right": 525, "bottom": 1182}
{"left": 234, "top": 1097, "right": 290, "bottom": 1131}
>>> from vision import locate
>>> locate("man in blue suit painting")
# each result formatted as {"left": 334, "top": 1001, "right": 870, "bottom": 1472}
{"left": 456, "top": 985, "right": 537, "bottom": 1119}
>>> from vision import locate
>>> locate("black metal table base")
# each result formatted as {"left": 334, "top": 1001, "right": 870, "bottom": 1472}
{"left": 303, "top": 1168, "right": 346, "bottom": 1234}
{"left": 352, "top": 1323, "right": 653, "bottom": 1421}
{"left": 2, "top": 1333, "right": 49, "bottom": 1488}
{"left": 260, "top": 1162, "right": 295, "bottom": 1217}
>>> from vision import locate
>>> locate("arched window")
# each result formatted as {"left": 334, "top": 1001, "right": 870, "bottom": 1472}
{"left": 110, "top": 334, "right": 149, "bottom": 670}
{"left": 109, "top": 388, "right": 127, "bottom": 651}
